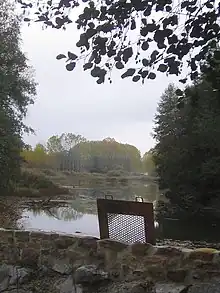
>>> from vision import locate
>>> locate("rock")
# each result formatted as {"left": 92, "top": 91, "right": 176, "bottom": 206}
{"left": 128, "top": 281, "right": 156, "bottom": 293}
{"left": 50, "top": 258, "right": 73, "bottom": 274}
{"left": 21, "top": 248, "right": 39, "bottom": 267}
{"left": 97, "top": 239, "right": 128, "bottom": 252}
{"left": 155, "top": 246, "right": 183, "bottom": 257}
{"left": 129, "top": 243, "right": 156, "bottom": 257}
{"left": 167, "top": 269, "right": 188, "bottom": 282}
{"left": 77, "top": 237, "right": 98, "bottom": 251}
{"left": 55, "top": 238, "right": 76, "bottom": 249}
{"left": 0, "top": 264, "right": 10, "bottom": 291}
{"left": 155, "top": 283, "right": 185, "bottom": 293}
{"left": 56, "top": 276, "right": 83, "bottom": 293}
{"left": 100, "top": 280, "right": 156, "bottom": 293}
{"left": 9, "top": 266, "right": 32, "bottom": 285}
{"left": 185, "top": 281, "right": 220, "bottom": 293}
{"left": 0, "top": 264, "right": 32, "bottom": 291}
{"left": 74, "top": 265, "right": 109, "bottom": 285}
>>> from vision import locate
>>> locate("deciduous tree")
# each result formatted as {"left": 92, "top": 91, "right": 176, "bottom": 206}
{"left": 153, "top": 53, "right": 220, "bottom": 219}
{"left": 18, "top": 0, "right": 219, "bottom": 84}
{"left": 0, "top": 0, "right": 36, "bottom": 193}
{"left": 47, "top": 133, "right": 87, "bottom": 153}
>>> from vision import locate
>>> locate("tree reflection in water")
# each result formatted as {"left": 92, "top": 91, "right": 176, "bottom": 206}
{"left": 27, "top": 182, "right": 160, "bottom": 223}
{"left": 31, "top": 205, "right": 83, "bottom": 221}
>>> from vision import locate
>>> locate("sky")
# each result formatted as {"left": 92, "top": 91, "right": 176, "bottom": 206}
{"left": 21, "top": 21, "right": 178, "bottom": 155}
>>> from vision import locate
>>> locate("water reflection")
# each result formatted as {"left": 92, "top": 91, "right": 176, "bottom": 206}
{"left": 1, "top": 181, "right": 220, "bottom": 244}
{"left": 31, "top": 206, "right": 83, "bottom": 221}
{"left": 21, "top": 209, "right": 99, "bottom": 237}
{"left": 157, "top": 218, "right": 220, "bottom": 242}
{"left": 19, "top": 182, "right": 159, "bottom": 235}
{"left": 72, "top": 183, "right": 159, "bottom": 203}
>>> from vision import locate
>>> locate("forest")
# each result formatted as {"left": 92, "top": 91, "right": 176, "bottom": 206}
{"left": 21, "top": 135, "right": 155, "bottom": 175}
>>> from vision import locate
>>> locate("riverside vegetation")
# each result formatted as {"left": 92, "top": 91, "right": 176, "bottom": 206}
{"left": 14, "top": 133, "right": 157, "bottom": 198}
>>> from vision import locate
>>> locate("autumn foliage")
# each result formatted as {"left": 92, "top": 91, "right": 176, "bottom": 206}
{"left": 21, "top": 133, "right": 155, "bottom": 174}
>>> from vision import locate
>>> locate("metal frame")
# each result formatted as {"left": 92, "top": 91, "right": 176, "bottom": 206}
{"left": 97, "top": 197, "right": 155, "bottom": 245}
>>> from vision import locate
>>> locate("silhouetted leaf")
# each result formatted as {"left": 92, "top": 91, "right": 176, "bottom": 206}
{"left": 150, "top": 50, "right": 159, "bottom": 62}
{"left": 85, "top": 28, "right": 97, "bottom": 39}
{"left": 121, "top": 68, "right": 136, "bottom": 79}
{"left": 66, "top": 62, "right": 76, "bottom": 71}
{"left": 56, "top": 54, "right": 66, "bottom": 60}
{"left": 141, "top": 70, "right": 148, "bottom": 78}
{"left": 141, "top": 41, "right": 149, "bottom": 51}
{"left": 122, "top": 47, "right": 133, "bottom": 63}
{"left": 165, "top": 5, "right": 172, "bottom": 12}
{"left": 131, "top": 19, "right": 136, "bottom": 30}
{"left": 116, "top": 61, "right": 124, "bottom": 69}
{"left": 83, "top": 63, "right": 93, "bottom": 70}
{"left": 132, "top": 75, "right": 140, "bottom": 82}
{"left": 19, "top": 0, "right": 220, "bottom": 85}
{"left": 179, "top": 78, "right": 187, "bottom": 84}
{"left": 148, "top": 72, "right": 156, "bottom": 79}
{"left": 97, "top": 78, "right": 104, "bottom": 84}
{"left": 91, "top": 66, "right": 101, "bottom": 77}
{"left": 67, "top": 52, "right": 78, "bottom": 60}
{"left": 142, "top": 59, "right": 149, "bottom": 67}
{"left": 158, "top": 64, "right": 168, "bottom": 72}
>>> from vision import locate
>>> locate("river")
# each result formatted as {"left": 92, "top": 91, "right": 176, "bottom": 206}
{"left": 17, "top": 182, "right": 159, "bottom": 237}
{"left": 2, "top": 181, "right": 220, "bottom": 246}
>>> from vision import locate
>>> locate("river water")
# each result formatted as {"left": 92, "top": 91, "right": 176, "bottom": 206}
{"left": 20, "top": 209, "right": 100, "bottom": 236}
{"left": 2, "top": 181, "right": 220, "bottom": 245}
{"left": 17, "top": 182, "right": 159, "bottom": 238}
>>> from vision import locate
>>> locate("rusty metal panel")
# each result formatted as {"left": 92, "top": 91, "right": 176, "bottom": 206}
{"left": 97, "top": 197, "right": 155, "bottom": 245}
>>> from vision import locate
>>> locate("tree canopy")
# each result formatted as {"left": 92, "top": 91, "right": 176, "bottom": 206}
{"left": 18, "top": 0, "right": 219, "bottom": 84}
{"left": 22, "top": 133, "right": 144, "bottom": 173}
{"left": 47, "top": 133, "right": 87, "bottom": 153}
{"left": 153, "top": 52, "right": 220, "bottom": 220}
{"left": 0, "top": 0, "right": 36, "bottom": 193}
{"left": 142, "top": 149, "right": 156, "bottom": 175}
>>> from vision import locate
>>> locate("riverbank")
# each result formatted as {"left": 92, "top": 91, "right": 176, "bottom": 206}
{"left": 12, "top": 167, "right": 157, "bottom": 198}
{"left": 13, "top": 168, "right": 70, "bottom": 198}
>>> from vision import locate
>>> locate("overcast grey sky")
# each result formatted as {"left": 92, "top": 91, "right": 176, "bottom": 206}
{"left": 21, "top": 22, "right": 178, "bottom": 155}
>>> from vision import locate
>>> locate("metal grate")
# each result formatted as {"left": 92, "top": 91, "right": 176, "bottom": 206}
{"left": 97, "top": 198, "right": 155, "bottom": 244}
{"left": 107, "top": 213, "right": 146, "bottom": 244}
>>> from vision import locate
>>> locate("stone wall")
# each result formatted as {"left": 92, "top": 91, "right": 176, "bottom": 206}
{"left": 1, "top": 228, "right": 220, "bottom": 292}
{"left": 0, "top": 228, "right": 99, "bottom": 269}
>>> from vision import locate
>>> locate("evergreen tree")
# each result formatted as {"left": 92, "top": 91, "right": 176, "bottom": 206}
{"left": 153, "top": 53, "right": 220, "bottom": 220}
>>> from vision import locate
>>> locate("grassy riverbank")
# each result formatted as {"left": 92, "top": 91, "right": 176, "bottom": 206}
{"left": 13, "top": 168, "right": 70, "bottom": 197}
{"left": 12, "top": 167, "right": 157, "bottom": 198}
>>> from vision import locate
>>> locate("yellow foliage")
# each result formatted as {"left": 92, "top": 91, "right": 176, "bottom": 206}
{"left": 21, "top": 145, "right": 50, "bottom": 168}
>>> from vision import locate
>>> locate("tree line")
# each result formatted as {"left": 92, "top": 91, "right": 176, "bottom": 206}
{"left": 21, "top": 134, "right": 155, "bottom": 175}
{"left": 153, "top": 49, "right": 220, "bottom": 221}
